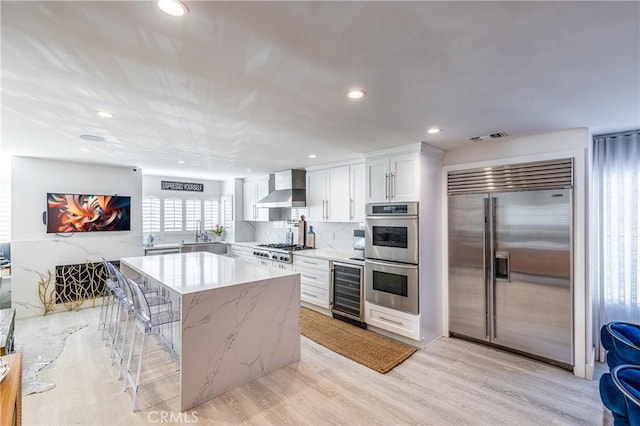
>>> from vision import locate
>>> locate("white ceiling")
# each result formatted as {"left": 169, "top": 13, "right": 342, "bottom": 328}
{"left": 2, "top": 1, "right": 639, "bottom": 180}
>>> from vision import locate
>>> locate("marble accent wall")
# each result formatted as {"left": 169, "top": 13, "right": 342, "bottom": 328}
{"left": 255, "top": 221, "right": 364, "bottom": 253}
{"left": 12, "top": 237, "right": 142, "bottom": 317}
{"left": 11, "top": 157, "right": 143, "bottom": 318}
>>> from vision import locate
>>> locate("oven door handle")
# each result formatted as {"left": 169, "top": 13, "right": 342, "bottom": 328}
{"left": 365, "top": 215, "right": 418, "bottom": 220}
{"left": 365, "top": 259, "right": 417, "bottom": 269}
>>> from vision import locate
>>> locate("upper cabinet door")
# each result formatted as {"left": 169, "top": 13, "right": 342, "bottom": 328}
{"left": 366, "top": 153, "right": 419, "bottom": 203}
{"left": 306, "top": 170, "right": 327, "bottom": 221}
{"left": 243, "top": 177, "right": 271, "bottom": 221}
{"left": 254, "top": 178, "right": 271, "bottom": 221}
{"left": 243, "top": 181, "right": 257, "bottom": 221}
{"left": 365, "top": 157, "right": 390, "bottom": 204}
{"left": 326, "top": 166, "right": 350, "bottom": 222}
{"left": 389, "top": 153, "right": 419, "bottom": 202}
{"left": 350, "top": 163, "right": 365, "bottom": 222}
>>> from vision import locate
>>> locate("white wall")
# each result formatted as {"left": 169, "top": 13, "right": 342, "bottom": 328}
{"left": 222, "top": 178, "right": 255, "bottom": 243}
{"left": 142, "top": 175, "right": 223, "bottom": 244}
{"left": 441, "top": 127, "right": 591, "bottom": 378}
{"left": 254, "top": 220, "right": 361, "bottom": 252}
{"left": 11, "top": 157, "right": 143, "bottom": 318}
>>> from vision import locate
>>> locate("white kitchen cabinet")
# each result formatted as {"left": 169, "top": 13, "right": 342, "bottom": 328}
{"left": 306, "top": 165, "right": 352, "bottom": 222}
{"left": 228, "top": 244, "right": 243, "bottom": 259}
{"left": 364, "top": 301, "right": 421, "bottom": 340}
{"left": 243, "top": 177, "right": 270, "bottom": 221}
{"left": 241, "top": 246, "right": 255, "bottom": 260}
{"left": 349, "top": 162, "right": 365, "bottom": 222}
{"left": 366, "top": 153, "right": 419, "bottom": 203}
{"left": 293, "top": 255, "right": 330, "bottom": 309}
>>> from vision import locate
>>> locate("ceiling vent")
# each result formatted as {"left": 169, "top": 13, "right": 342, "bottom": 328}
{"left": 469, "top": 132, "right": 508, "bottom": 142}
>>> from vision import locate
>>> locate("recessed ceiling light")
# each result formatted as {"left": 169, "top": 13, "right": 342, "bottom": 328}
{"left": 157, "top": 0, "right": 189, "bottom": 16}
{"left": 176, "top": 160, "right": 185, "bottom": 164}
{"left": 79, "top": 134, "right": 105, "bottom": 142}
{"left": 347, "top": 89, "right": 366, "bottom": 100}
{"left": 96, "top": 110, "right": 113, "bottom": 118}
{"left": 309, "top": 154, "right": 317, "bottom": 159}
{"left": 427, "top": 128, "right": 441, "bottom": 134}
{"left": 80, "top": 148, "right": 90, "bottom": 152}
{"left": 246, "top": 168, "right": 253, "bottom": 172}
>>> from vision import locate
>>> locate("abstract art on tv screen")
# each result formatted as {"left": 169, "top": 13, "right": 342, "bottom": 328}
{"left": 47, "top": 193, "right": 131, "bottom": 233}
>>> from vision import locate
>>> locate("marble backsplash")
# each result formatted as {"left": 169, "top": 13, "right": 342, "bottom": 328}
{"left": 254, "top": 221, "right": 364, "bottom": 253}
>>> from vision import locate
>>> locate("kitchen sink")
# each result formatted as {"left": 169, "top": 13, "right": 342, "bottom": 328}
{"left": 180, "top": 242, "right": 228, "bottom": 255}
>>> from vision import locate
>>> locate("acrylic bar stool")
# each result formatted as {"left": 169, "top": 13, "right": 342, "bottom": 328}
{"left": 124, "top": 277, "right": 181, "bottom": 411}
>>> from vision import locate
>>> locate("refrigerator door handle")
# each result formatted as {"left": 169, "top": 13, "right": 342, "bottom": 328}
{"left": 483, "top": 197, "right": 490, "bottom": 338}
{"left": 491, "top": 197, "right": 497, "bottom": 340}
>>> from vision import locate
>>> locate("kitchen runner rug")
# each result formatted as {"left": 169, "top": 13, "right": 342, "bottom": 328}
{"left": 16, "top": 323, "right": 87, "bottom": 395}
{"left": 300, "top": 307, "right": 416, "bottom": 374}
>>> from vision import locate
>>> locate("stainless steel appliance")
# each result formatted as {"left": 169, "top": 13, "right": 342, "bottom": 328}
{"left": 252, "top": 243, "right": 311, "bottom": 263}
{"left": 448, "top": 159, "right": 574, "bottom": 368}
{"left": 365, "top": 201, "right": 420, "bottom": 314}
{"left": 352, "top": 229, "right": 365, "bottom": 261}
{"left": 255, "top": 169, "right": 306, "bottom": 208}
{"left": 365, "top": 259, "right": 419, "bottom": 314}
{"left": 331, "top": 261, "right": 365, "bottom": 327}
{"left": 365, "top": 202, "right": 419, "bottom": 264}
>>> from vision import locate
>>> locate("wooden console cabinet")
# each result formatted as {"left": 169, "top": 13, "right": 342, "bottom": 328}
{"left": 0, "top": 352, "right": 22, "bottom": 426}
{"left": 0, "top": 308, "right": 15, "bottom": 356}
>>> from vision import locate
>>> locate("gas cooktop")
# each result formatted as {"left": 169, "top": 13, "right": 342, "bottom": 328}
{"left": 256, "top": 243, "right": 312, "bottom": 251}
{"left": 252, "top": 243, "right": 313, "bottom": 263}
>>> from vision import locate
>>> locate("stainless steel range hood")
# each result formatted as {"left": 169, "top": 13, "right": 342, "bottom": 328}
{"left": 256, "top": 169, "right": 306, "bottom": 208}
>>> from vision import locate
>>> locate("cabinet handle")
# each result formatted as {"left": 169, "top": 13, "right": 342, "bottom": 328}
{"left": 301, "top": 260, "right": 318, "bottom": 265}
{"left": 301, "top": 274, "right": 317, "bottom": 280}
{"left": 302, "top": 292, "right": 317, "bottom": 298}
{"left": 325, "top": 199, "right": 329, "bottom": 220}
{"left": 384, "top": 173, "right": 389, "bottom": 200}
{"left": 349, "top": 198, "right": 354, "bottom": 220}
{"left": 390, "top": 172, "right": 395, "bottom": 200}
{"left": 378, "top": 315, "right": 403, "bottom": 326}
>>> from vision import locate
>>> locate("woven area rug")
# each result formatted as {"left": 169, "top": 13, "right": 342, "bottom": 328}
{"left": 300, "top": 307, "right": 416, "bottom": 373}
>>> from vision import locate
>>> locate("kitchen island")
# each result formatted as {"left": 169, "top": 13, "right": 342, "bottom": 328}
{"left": 120, "top": 252, "right": 300, "bottom": 411}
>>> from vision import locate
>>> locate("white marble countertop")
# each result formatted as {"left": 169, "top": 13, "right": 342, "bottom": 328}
{"left": 294, "top": 249, "right": 364, "bottom": 265}
{"left": 144, "top": 243, "right": 181, "bottom": 249}
{"left": 121, "top": 252, "right": 298, "bottom": 295}
{"left": 227, "top": 241, "right": 261, "bottom": 248}
{"left": 227, "top": 241, "right": 364, "bottom": 265}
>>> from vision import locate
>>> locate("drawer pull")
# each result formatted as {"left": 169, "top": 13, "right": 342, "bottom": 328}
{"left": 302, "top": 292, "right": 318, "bottom": 298}
{"left": 302, "top": 260, "right": 319, "bottom": 265}
{"left": 301, "top": 274, "right": 317, "bottom": 280}
{"left": 378, "top": 315, "right": 403, "bottom": 326}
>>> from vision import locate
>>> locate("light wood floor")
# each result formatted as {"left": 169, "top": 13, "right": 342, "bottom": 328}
{"left": 18, "top": 307, "right": 610, "bottom": 425}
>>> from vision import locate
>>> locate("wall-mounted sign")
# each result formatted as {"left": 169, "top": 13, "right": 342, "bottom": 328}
{"left": 161, "top": 180, "right": 204, "bottom": 192}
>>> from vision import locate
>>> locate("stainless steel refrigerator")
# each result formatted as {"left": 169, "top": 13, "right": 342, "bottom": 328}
{"left": 448, "top": 188, "right": 573, "bottom": 368}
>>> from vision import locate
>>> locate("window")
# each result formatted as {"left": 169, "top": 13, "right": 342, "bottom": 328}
{"left": 594, "top": 131, "right": 640, "bottom": 358}
{"left": 142, "top": 196, "right": 160, "bottom": 233}
{"left": 163, "top": 198, "right": 183, "bottom": 232}
{"left": 185, "top": 199, "right": 202, "bottom": 231}
{"left": 203, "top": 199, "right": 220, "bottom": 230}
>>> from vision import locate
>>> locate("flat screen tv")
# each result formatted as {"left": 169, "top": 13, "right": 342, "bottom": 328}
{"left": 46, "top": 193, "right": 131, "bottom": 233}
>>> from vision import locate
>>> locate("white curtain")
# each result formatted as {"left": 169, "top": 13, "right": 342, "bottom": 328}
{"left": 594, "top": 130, "right": 640, "bottom": 360}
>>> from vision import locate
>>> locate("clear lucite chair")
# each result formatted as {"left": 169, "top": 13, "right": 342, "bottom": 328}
{"left": 110, "top": 269, "right": 172, "bottom": 377}
{"left": 99, "top": 259, "right": 124, "bottom": 341}
{"left": 124, "top": 277, "right": 181, "bottom": 411}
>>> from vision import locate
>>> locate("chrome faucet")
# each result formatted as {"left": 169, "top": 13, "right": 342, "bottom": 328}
{"left": 195, "top": 219, "right": 202, "bottom": 242}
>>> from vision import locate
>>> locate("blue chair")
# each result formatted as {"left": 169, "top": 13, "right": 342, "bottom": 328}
{"left": 600, "top": 364, "right": 640, "bottom": 426}
{"left": 601, "top": 322, "right": 640, "bottom": 369}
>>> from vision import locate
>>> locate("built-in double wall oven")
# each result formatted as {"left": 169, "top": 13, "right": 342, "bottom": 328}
{"left": 365, "top": 202, "right": 419, "bottom": 315}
